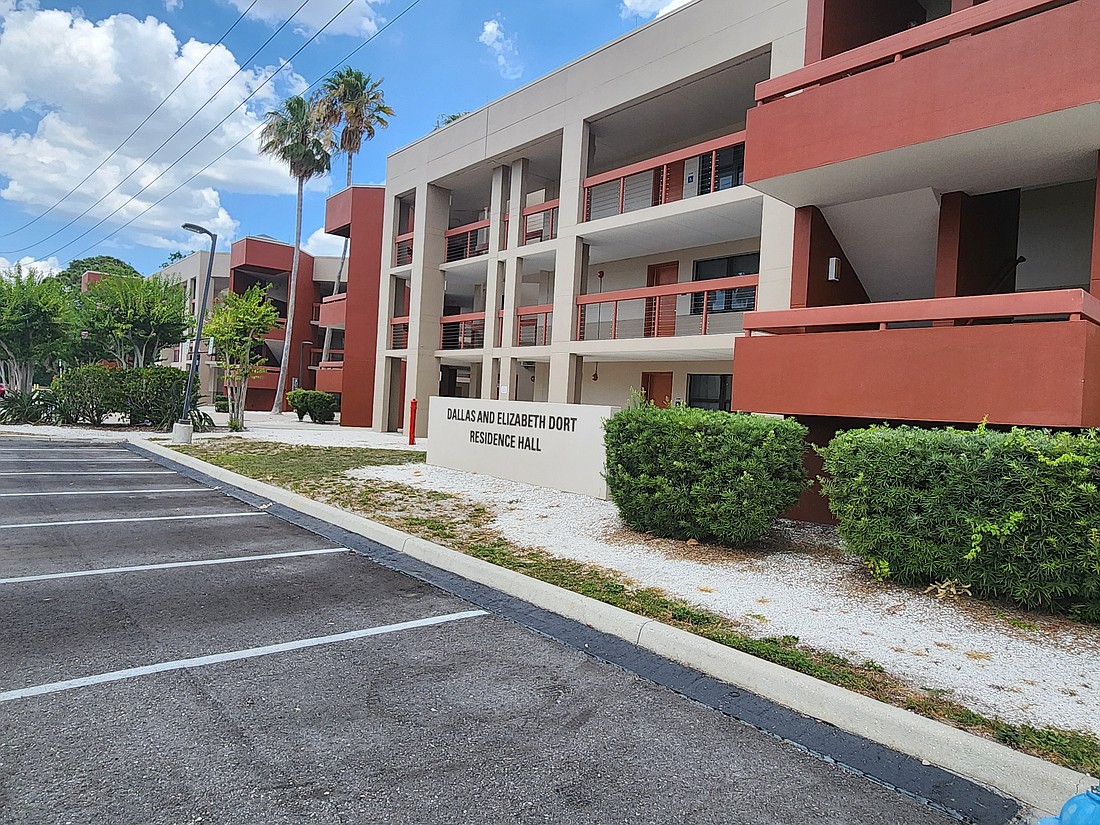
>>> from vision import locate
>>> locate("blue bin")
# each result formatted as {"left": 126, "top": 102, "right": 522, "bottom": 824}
{"left": 1039, "top": 788, "right": 1100, "bottom": 825}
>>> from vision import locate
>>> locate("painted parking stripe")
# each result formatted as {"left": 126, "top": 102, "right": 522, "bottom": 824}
{"left": 0, "top": 610, "right": 490, "bottom": 703}
{"left": 0, "top": 471, "right": 176, "bottom": 476}
{"left": 0, "top": 488, "right": 203, "bottom": 498}
{"left": 0, "top": 547, "right": 349, "bottom": 584}
{"left": 0, "top": 458, "right": 148, "bottom": 463}
{"left": 0, "top": 512, "right": 267, "bottom": 530}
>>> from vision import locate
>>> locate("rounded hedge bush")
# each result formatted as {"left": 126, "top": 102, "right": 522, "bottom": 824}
{"left": 819, "top": 425, "right": 1100, "bottom": 621}
{"left": 604, "top": 403, "right": 808, "bottom": 547}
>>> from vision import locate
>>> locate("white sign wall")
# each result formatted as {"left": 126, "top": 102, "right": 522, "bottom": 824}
{"left": 426, "top": 397, "right": 617, "bottom": 499}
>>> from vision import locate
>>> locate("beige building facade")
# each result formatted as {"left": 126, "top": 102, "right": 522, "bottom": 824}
{"left": 373, "top": 0, "right": 808, "bottom": 434}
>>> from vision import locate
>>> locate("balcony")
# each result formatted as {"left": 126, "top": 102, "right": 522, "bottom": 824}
{"left": 521, "top": 201, "right": 559, "bottom": 246}
{"left": 318, "top": 293, "right": 347, "bottom": 328}
{"left": 515, "top": 305, "right": 553, "bottom": 347}
{"left": 745, "top": 0, "right": 1100, "bottom": 206}
{"left": 577, "top": 275, "right": 757, "bottom": 341}
{"left": 440, "top": 312, "right": 486, "bottom": 351}
{"left": 389, "top": 316, "right": 410, "bottom": 350}
{"left": 732, "top": 289, "right": 1100, "bottom": 428}
{"left": 311, "top": 349, "right": 345, "bottom": 394}
{"left": 394, "top": 232, "right": 414, "bottom": 268}
{"left": 584, "top": 131, "right": 745, "bottom": 222}
{"left": 445, "top": 220, "right": 490, "bottom": 263}
{"left": 249, "top": 367, "right": 282, "bottom": 391}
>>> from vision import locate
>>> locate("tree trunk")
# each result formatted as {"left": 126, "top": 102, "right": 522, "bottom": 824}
{"left": 272, "top": 177, "right": 304, "bottom": 413}
{"left": 320, "top": 157, "right": 353, "bottom": 364}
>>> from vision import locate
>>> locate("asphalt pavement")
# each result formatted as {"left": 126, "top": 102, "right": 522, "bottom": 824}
{"left": 0, "top": 436, "right": 1020, "bottom": 824}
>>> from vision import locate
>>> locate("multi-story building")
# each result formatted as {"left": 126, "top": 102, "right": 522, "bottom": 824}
{"left": 158, "top": 250, "right": 231, "bottom": 402}
{"left": 372, "top": 0, "right": 808, "bottom": 435}
{"left": 160, "top": 184, "right": 386, "bottom": 422}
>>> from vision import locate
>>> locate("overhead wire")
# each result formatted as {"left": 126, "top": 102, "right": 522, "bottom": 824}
{"left": 55, "top": 0, "right": 426, "bottom": 264}
{"left": 4, "top": 0, "right": 317, "bottom": 254}
{"left": 0, "top": 0, "right": 263, "bottom": 239}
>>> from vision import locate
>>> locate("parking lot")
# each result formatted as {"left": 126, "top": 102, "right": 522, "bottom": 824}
{"left": 0, "top": 437, "right": 1018, "bottom": 824}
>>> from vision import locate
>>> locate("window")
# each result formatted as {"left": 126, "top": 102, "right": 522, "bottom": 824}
{"left": 691, "top": 253, "right": 759, "bottom": 314}
{"left": 687, "top": 374, "right": 732, "bottom": 412}
{"left": 697, "top": 144, "right": 745, "bottom": 196}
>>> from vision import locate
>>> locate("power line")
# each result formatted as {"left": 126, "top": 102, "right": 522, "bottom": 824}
{"left": 0, "top": 0, "right": 262, "bottom": 239}
{"left": 4, "top": 0, "right": 316, "bottom": 254}
{"left": 55, "top": 0, "right": 424, "bottom": 265}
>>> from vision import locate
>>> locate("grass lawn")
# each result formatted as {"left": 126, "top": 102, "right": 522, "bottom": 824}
{"left": 176, "top": 438, "right": 1100, "bottom": 776}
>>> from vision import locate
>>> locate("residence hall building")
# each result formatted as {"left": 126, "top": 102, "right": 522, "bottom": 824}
{"left": 159, "top": 184, "right": 386, "bottom": 424}
{"left": 372, "top": 0, "right": 809, "bottom": 436}
{"left": 729, "top": 0, "right": 1100, "bottom": 516}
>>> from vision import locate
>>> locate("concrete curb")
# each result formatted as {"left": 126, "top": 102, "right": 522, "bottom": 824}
{"left": 134, "top": 437, "right": 1096, "bottom": 817}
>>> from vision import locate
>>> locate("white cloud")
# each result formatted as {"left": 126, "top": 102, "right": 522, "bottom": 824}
{"left": 0, "top": 255, "right": 61, "bottom": 275}
{"left": 302, "top": 226, "right": 346, "bottom": 257}
{"left": 620, "top": 0, "right": 693, "bottom": 18}
{"left": 226, "top": 0, "right": 384, "bottom": 38}
{"left": 164, "top": 0, "right": 182, "bottom": 11}
{"left": 0, "top": 2, "right": 316, "bottom": 256}
{"left": 479, "top": 17, "right": 523, "bottom": 81}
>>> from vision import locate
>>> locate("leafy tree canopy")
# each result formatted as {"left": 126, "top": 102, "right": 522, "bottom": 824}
{"left": 57, "top": 255, "right": 140, "bottom": 289}
{"left": 76, "top": 275, "right": 191, "bottom": 368}
{"left": 0, "top": 264, "right": 73, "bottom": 392}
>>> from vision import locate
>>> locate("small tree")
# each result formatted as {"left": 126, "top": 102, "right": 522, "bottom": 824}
{"left": 204, "top": 285, "right": 278, "bottom": 431}
{"left": 0, "top": 265, "right": 72, "bottom": 392}
{"left": 76, "top": 275, "right": 190, "bottom": 367}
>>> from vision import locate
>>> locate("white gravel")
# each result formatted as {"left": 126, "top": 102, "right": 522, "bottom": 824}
{"left": 349, "top": 462, "right": 1100, "bottom": 737}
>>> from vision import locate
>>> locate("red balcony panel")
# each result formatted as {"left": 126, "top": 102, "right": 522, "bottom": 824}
{"left": 318, "top": 294, "right": 347, "bottom": 328}
{"left": 248, "top": 367, "right": 282, "bottom": 391}
{"left": 262, "top": 319, "right": 288, "bottom": 341}
{"left": 746, "top": 0, "right": 1099, "bottom": 185}
{"left": 314, "top": 364, "right": 344, "bottom": 394}
{"left": 732, "top": 290, "right": 1100, "bottom": 428}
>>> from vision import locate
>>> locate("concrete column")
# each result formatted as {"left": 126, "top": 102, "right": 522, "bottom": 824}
{"left": 405, "top": 182, "right": 450, "bottom": 435}
{"left": 480, "top": 166, "right": 510, "bottom": 396}
{"left": 757, "top": 198, "right": 796, "bottom": 311}
{"left": 548, "top": 237, "right": 588, "bottom": 402}
{"left": 372, "top": 192, "right": 402, "bottom": 430}
{"left": 1091, "top": 151, "right": 1100, "bottom": 296}
{"left": 558, "top": 120, "right": 591, "bottom": 230}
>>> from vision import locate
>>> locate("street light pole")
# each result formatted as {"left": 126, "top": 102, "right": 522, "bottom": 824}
{"left": 171, "top": 223, "right": 218, "bottom": 445}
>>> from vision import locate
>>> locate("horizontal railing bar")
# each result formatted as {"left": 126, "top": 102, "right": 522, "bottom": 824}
{"left": 576, "top": 274, "right": 759, "bottom": 305}
{"left": 394, "top": 231, "right": 414, "bottom": 241}
{"left": 744, "top": 289, "right": 1100, "bottom": 332}
{"left": 583, "top": 131, "right": 747, "bottom": 189}
{"left": 321, "top": 294, "right": 347, "bottom": 304}
{"left": 521, "top": 199, "right": 560, "bottom": 217}
{"left": 440, "top": 311, "right": 487, "bottom": 323}
{"left": 516, "top": 303, "right": 554, "bottom": 315}
{"left": 390, "top": 315, "right": 410, "bottom": 324}
{"left": 756, "top": 0, "right": 1075, "bottom": 102}
{"left": 444, "top": 219, "right": 491, "bottom": 238}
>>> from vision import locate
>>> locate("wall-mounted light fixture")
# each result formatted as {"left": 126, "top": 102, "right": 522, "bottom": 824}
{"left": 827, "top": 256, "right": 842, "bottom": 283}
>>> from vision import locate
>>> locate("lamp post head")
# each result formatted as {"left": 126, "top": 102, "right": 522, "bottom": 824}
{"left": 182, "top": 222, "right": 214, "bottom": 238}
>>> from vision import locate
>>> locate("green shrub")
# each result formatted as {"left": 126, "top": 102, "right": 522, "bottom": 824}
{"left": 287, "top": 389, "right": 338, "bottom": 424}
{"left": 604, "top": 403, "right": 808, "bottom": 547}
{"left": 52, "top": 365, "right": 120, "bottom": 425}
{"left": 819, "top": 425, "right": 1100, "bottom": 621}
{"left": 214, "top": 395, "right": 230, "bottom": 413}
{"left": 119, "top": 366, "right": 192, "bottom": 429}
{"left": 0, "top": 390, "right": 55, "bottom": 424}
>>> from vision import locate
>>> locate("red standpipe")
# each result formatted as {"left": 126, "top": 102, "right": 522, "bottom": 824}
{"left": 408, "top": 398, "right": 417, "bottom": 445}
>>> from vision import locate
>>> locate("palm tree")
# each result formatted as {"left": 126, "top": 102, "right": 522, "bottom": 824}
{"left": 258, "top": 94, "right": 331, "bottom": 414}
{"left": 313, "top": 68, "right": 393, "bottom": 362}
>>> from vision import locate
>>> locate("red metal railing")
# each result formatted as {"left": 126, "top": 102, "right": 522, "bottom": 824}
{"left": 521, "top": 201, "right": 559, "bottom": 245}
{"left": 743, "top": 288, "right": 1100, "bottom": 335}
{"left": 263, "top": 318, "right": 288, "bottom": 340}
{"left": 310, "top": 303, "right": 321, "bottom": 322}
{"left": 516, "top": 304, "right": 553, "bottom": 346}
{"left": 440, "top": 311, "right": 486, "bottom": 350}
{"left": 309, "top": 348, "right": 345, "bottom": 368}
{"left": 756, "top": 0, "right": 1075, "bottom": 103}
{"left": 583, "top": 130, "right": 746, "bottom": 222}
{"left": 445, "top": 219, "right": 491, "bottom": 262}
{"left": 576, "top": 275, "right": 758, "bottom": 341}
{"left": 394, "top": 232, "right": 414, "bottom": 267}
{"left": 390, "top": 316, "right": 410, "bottom": 349}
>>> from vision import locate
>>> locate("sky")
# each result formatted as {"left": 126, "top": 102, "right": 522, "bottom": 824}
{"left": 0, "top": 0, "right": 692, "bottom": 275}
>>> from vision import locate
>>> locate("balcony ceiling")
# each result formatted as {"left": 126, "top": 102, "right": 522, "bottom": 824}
{"left": 751, "top": 103, "right": 1100, "bottom": 208}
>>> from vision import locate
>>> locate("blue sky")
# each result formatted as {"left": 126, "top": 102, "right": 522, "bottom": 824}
{"left": 0, "top": 0, "right": 687, "bottom": 274}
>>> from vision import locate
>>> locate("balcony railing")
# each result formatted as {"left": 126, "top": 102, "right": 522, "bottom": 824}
{"left": 263, "top": 318, "right": 288, "bottom": 340}
{"left": 445, "top": 220, "right": 491, "bottom": 263}
{"left": 583, "top": 131, "right": 746, "bottom": 222}
{"left": 756, "top": 0, "right": 1073, "bottom": 104}
{"left": 308, "top": 348, "right": 345, "bottom": 368}
{"left": 577, "top": 275, "right": 758, "bottom": 341}
{"left": 394, "top": 232, "right": 414, "bottom": 267}
{"left": 318, "top": 293, "right": 347, "bottom": 328}
{"left": 440, "top": 311, "right": 486, "bottom": 350}
{"left": 745, "top": 288, "right": 1100, "bottom": 334}
{"left": 516, "top": 304, "right": 553, "bottom": 347}
{"left": 521, "top": 201, "right": 559, "bottom": 245}
{"left": 390, "top": 316, "right": 410, "bottom": 350}
{"left": 248, "top": 367, "right": 282, "bottom": 391}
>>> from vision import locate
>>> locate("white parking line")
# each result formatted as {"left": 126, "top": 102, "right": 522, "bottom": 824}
{"left": 0, "top": 512, "right": 267, "bottom": 530}
{"left": 0, "top": 548, "right": 350, "bottom": 584}
{"left": 0, "top": 458, "right": 148, "bottom": 463}
{"left": 0, "top": 471, "right": 176, "bottom": 476}
{"left": 0, "top": 488, "right": 203, "bottom": 498}
{"left": 0, "top": 610, "right": 490, "bottom": 703}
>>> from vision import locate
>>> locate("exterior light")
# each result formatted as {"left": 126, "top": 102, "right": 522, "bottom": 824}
{"left": 173, "top": 222, "right": 218, "bottom": 445}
